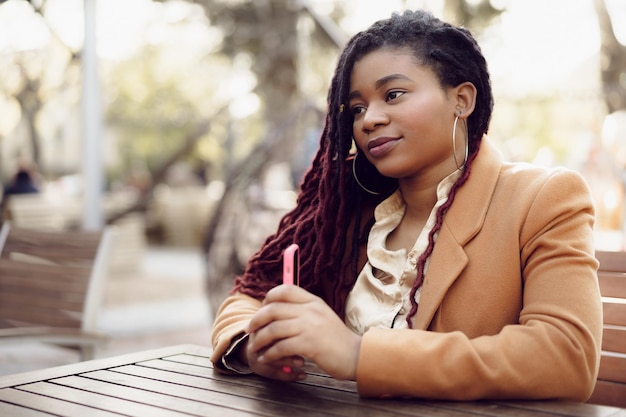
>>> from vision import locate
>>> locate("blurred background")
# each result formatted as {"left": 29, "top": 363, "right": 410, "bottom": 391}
{"left": 0, "top": 0, "right": 625, "bottom": 371}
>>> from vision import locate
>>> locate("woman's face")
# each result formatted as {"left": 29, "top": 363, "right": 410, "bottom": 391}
{"left": 348, "top": 47, "right": 461, "bottom": 183}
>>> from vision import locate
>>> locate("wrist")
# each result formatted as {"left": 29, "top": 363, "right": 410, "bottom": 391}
{"left": 219, "top": 332, "right": 252, "bottom": 374}
{"left": 349, "top": 333, "right": 362, "bottom": 381}
{"left": 235, "top": 337, "right": 249, "bottom": 365}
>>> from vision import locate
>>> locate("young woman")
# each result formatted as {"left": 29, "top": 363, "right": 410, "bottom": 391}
{"left": 210, "top": 9, "right": 602, "bottom": 401}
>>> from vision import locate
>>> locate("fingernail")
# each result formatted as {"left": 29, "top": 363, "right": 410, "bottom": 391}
{"left": 282, "top": 366, "right": 292, "bottom": 374}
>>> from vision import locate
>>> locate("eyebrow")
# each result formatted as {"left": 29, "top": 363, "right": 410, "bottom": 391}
{"left": 348, "top": 73, "right": 412, "bottom": 101}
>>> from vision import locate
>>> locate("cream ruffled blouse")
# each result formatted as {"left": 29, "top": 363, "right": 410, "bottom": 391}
{"left": 344, "top": 170, "right": 462, "bottom": 335}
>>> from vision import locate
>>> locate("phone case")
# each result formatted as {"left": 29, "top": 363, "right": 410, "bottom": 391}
{"left": 283, "top": 243, "right": 300, "bottom": 286}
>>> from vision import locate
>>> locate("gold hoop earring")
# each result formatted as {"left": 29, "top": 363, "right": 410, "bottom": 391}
{"left": 452, "top": 115, "right": 469, "bottom": 170}
{"left": 352, "top": 153, "right": 381, "bottom": 196}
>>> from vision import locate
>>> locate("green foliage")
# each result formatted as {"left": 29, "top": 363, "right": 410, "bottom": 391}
{"left": 104, "top": 38, "right": 232, "bottom": 181}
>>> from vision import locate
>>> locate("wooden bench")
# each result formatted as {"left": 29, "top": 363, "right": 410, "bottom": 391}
{"left": 587, "top": 250, "right": 626, "bottom": 408}
{"left": 3, "top": 192, "right": 147, "bottom": 273}
{"left": 1, "top": 193, "right": 80, "bottom": 231}
{"left": 0, "top": 222, "right": 112, "bottom": 361}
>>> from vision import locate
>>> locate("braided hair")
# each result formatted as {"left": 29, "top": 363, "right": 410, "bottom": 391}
{"left": 233, "top": 10, "right": 494, "bottom": 325}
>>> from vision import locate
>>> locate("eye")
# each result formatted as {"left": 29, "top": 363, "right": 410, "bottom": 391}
{"left": 386, "top": 90, "right": 405, "bottom": 101}
{"left": 351, "top": 105, "right": 366, "bottom": 116}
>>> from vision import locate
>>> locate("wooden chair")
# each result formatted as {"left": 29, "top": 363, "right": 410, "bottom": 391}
{"left": 587, "top": 250, "right": 626, "bottom": 408}
{"left": 0, "top": 222, "right": 112, "bottom": 361}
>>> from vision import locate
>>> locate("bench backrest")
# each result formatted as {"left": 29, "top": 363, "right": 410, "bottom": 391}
{"left": 2, "top": 194, "right": 80, "bottom": 231}
{"left": 587, "top": 250, "right": 626, "bottom": 408}
{"left": 0, "top": 222, "right": 112, "bottom": 333}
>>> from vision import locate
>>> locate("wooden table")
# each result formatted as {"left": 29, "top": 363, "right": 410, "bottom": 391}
{"left": 0, "top": 344, "right": 624, "bottom": 417}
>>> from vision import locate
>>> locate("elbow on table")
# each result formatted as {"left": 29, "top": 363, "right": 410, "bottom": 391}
{"left": 558, "top": 344, "right": 600, "bottom": 402}
{"left": 578, "top": 360, "right": 601, "bottom": 402}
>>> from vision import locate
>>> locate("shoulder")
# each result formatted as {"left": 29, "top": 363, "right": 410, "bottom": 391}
{"left": 497, "top": 161, "right": 591, "bottom": 199}
{"left": 500, "top": 160, "right": 584, "bottom": 181}
{"left": 493, "top": 162, "right": 595, "bottom": 240}
{"left": 469, "top": 158, "right": 595, "bottom": 235}
{"left": 467, "top": 139, "right": 591, "bottom": 207}
{"left": 472, "top": 139, "right": 590, "bottom": 192}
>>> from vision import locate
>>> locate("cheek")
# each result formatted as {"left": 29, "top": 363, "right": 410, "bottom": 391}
{"left": 401, "top": 111, "right": 446, "bottom": 138}
{"left": 352, "top": 125, "right": 367, "bottom": 150}
{"left": 351, "top": 119, "right": 360, "bottom": 136}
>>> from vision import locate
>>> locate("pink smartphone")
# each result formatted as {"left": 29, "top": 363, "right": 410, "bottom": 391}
{"left": 283, "top": 243, "right": 300, "bottom": 286}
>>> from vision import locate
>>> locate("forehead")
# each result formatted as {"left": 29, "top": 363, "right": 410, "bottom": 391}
{"left": 349, "top": 47, "right": 437, "bottom": 89}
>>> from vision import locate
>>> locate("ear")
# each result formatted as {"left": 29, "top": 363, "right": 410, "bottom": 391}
{"left": 452, "top": 82, "right": 477, "bottom": 118}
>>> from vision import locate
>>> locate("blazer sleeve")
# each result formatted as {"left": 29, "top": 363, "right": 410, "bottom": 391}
{"left": 356, "top": 169, "right": 602, "bottom": 401}
{"left": 210, "top": 292, "right": 262, "bottom": 370}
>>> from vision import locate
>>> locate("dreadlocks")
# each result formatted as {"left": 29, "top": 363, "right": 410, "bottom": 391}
{"left": 233, "top": 9, "right": 494, "bottom": 325}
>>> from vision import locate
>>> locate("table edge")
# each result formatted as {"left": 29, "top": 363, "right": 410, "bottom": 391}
{"left": 0, "top": 344, "right": 212, "bottom": 388}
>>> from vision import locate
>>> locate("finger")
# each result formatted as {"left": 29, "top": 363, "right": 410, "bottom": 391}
{"left": 248, "top": 317, "right": 300, "bottom": 354}
{"left": 264, "top": 284, "right": 315, "bottom": 304}
{"left": 278, "top": 365, "right": 307, "bottom": 381}
{"left": 265, "top": 363, "right": 307, "bottom": 382}
{"left": 249, "top": 354, "right": 306, "bottom": 382}
{"left": 263, "top": 355, "right": 306, "bottom": 372}
{"left": 249, "top": 345, "right": 305, "bottom": 371}
{"left": 271, "top": 354, "right": 306, "bottom": 369}
{"left": 245, "top": 301, "right": 300, "bottom": 334}
{"left": 258, "top": 332, "right": 308, "bottom": 365}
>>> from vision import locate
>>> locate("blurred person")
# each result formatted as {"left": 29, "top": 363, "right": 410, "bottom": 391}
{"left": 4, "top": 167, "right": 39, "bottom": 196}
{"left": 210, "top": 10, "right": 601, "bottom": 401}
{"left": 1, "top": 164, "right": 40, "bottom": 222}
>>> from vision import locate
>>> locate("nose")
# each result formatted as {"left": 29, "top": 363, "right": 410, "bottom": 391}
{"left": 361, "top": 103, "right": 389, "bottom": 133}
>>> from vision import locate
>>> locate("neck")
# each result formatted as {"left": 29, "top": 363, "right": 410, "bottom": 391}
{"left": 397, "top": 165, "right": 459, "bottom": 220}
{"left": 398, "top": 181, "right": 437, "bottom": 221}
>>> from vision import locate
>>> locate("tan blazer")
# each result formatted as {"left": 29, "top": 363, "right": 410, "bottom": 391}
{"left": 211, "top": 139, "right": 602, "bottom": 402}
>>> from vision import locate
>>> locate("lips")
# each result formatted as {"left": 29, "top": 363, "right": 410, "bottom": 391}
{"left": 367, "top": 136, "right": 402, "bottom": 158}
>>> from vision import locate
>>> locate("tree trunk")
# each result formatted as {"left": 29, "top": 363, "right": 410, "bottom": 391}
{"left": 14, "top": 73, "right": 43, "bottom": 168}
{"left": 594, "top": 0, "right": 626, "bottom": 114}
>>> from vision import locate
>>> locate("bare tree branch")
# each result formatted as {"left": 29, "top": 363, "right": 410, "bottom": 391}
{"left": 105, "top": 119, "right": 212, "bottom": 224}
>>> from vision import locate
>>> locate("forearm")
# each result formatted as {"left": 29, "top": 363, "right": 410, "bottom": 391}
{"left": 357, "top": 320, "right": 599, "bottom": 401}
{"left": 210, "top": 292, "right": 262, "bottom": 371}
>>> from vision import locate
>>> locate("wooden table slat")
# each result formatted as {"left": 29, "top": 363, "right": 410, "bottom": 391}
{"left": 0, "top": 344, "right": 210, "bottom": 389}
{"left": 0, "top": 393, "right": 58, "bottom": 417}
{"left": 18, "top": 380, "right": 190, "bottom": 417}
{"left": 53, "top": 373, "right": 261, "bottom": 417}
{"left": 92, "top": 367, "right": 387, "bottom": 417}
{"left": 0, "top": 386, "right": 122, "bottom": 417}
{"left": 116, "top": 361, "right": 571, "bottom": 417}
{"left": 112, "top": 361, "right": 488, "bottom": 417}
{"left": 140, "top": 357, "right": 360, "bottom": 393}
{"left": 490, "top": 400, "right": 626, "bottom": 417}
{"left": 159, "top": 353, "right": 214, "bottom": 368}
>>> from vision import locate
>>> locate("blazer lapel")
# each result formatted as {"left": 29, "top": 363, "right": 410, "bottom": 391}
{"left": 413, "top": 139, "right": 503, "bottom": 330}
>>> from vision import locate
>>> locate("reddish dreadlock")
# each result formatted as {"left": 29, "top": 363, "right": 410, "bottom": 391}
{"left": 233, "top": 10, "right": 494, "bottom": 324}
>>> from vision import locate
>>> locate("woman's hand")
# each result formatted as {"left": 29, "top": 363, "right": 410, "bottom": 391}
{"left": 243, "top": 334, "right": 307, "bottom": 382}
{"left": 245, "top": 285, "right": 362, "bottom": 381}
